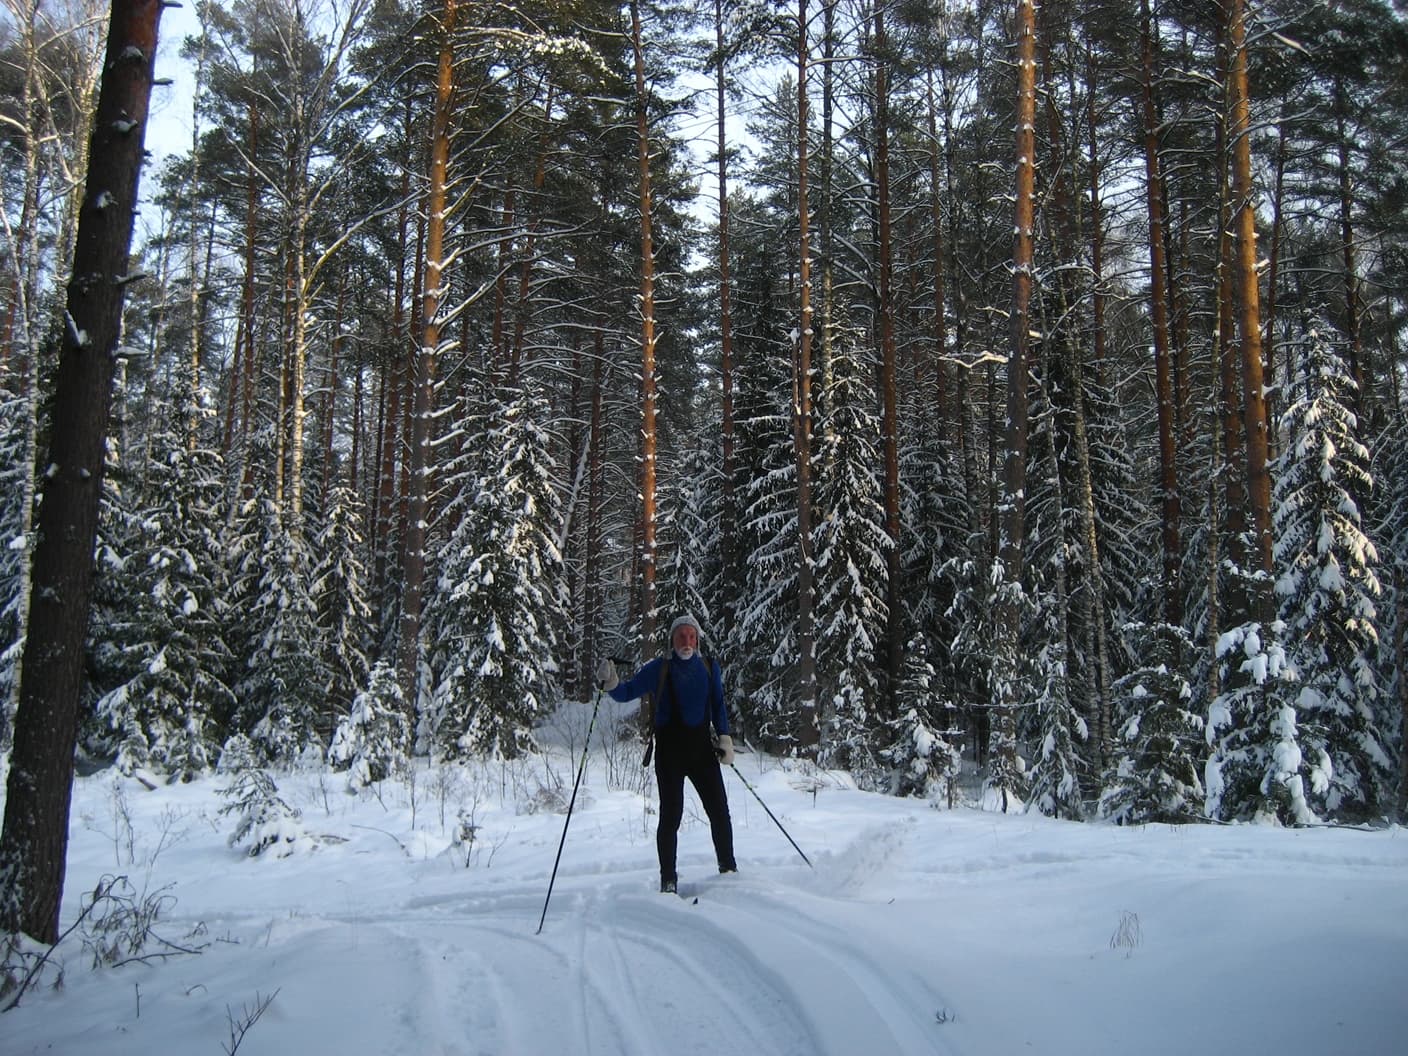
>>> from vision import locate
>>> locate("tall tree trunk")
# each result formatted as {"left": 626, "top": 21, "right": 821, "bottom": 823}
{"left": 793, "top": 0, "right": 818, "bottom": 750}
{"left": 586, "top": 328, "right": 606, "bottom": 690}
{"left": 225, "top": 102, "right": 259, "bottom": 494}
{"left": 1335, "top": 91, "right": 1364, "bottom": 420}
{"left": 1140, "top": 0, "right": 1182, "bottom": 627}
{"left": 989, "top": 0, "right": 1039, "bottom": 810}
{"left": 1395, "top": 564, "right": 1408, "bottom": 821}
{"left": 1227, "top": 0, "right": 1272, "bottom": 597}
{"left": 630, "top": 0, "right": 659, "bottom": 664}
{"left": 1214, "top": 14, "right": 1245, "bottom": 633}
{"left": 0, "top": 0, "right": 164, "bottom": 944}
{"left": 508, "top": 85, "right": 555, "bottom": 386}
{"left": 398, "top": 0, "right": 456, "bottom": 701}
{"left": 1265, "top": 111, "right": 1286, "bottom": 439}
{"left": 925, "top": 68, "right": 950, "bottom": 429}
{"left": 373, "top": 104, "right": 413, "bottom": 609}
{"left": 714, "top": 0, "right": 738, "bottom": 651}
{"left": 873, "top": 2, "right": 902, "bottom": 715}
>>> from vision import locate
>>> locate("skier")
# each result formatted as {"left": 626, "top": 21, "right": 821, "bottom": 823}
{"left": 596, "top": 615, "right": 737, "bottom": 893}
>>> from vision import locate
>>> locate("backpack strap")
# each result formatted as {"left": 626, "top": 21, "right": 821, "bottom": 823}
{"left": 641, "top": 657, "right": 671, "bottom": 767}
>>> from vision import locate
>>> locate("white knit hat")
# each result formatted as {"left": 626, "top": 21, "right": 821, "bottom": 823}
{"left": 669, "top": 614, "right": 702, "bottom": 640}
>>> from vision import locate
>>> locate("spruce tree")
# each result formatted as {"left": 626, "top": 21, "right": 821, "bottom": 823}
{"left": 312, "top": 485, "right": 373, "bottom": 738}
{"left": 0, "top": 383, "right": 28, "bottom": 745}
{"left": 812, "top": 304, "right": 890, "bottom": 781}
{"left": 881, "top": 636, "right": 963, "bottom": 803}
{"left": 422, "top": 388, "right": 566, "bottom": 760}
{"left": 1205, "top": 615, "right": 1316, "bottom": 825}
{"left": 329, "top": 660, "right": 409, "bottom": 788}
{"left": 230, "top": 499, "right": 326, "bottom": 766}
{"left": 657, "top": 440, "right": 718, "bottom": 632}
{"left": 1272, "top": 324, "right": 1388, "bottom": 820}
{"left": 1099, "top": 622, "right": 1204, "bottom": 824}
{"left": 92, "top": 421, "right": 235, "bottom": 780}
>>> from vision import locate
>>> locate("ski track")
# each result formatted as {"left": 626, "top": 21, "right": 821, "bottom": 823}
{"left": 310, "top": 856, "right": 957, "bottom": 1056}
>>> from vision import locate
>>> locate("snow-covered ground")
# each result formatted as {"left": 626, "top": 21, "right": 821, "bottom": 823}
{"left": 6, "top": 695, "right": 1407, "bottom": 1055}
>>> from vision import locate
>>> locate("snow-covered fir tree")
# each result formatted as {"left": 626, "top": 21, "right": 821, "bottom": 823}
{"left": 728, "top": 207, "right": 800, "bottom": 749}
{"left": 1098, "top": 622, "right": 1204, "bottom": 823}
{"left": 1272, "top": 325, "right": 1388, "bottom": 820}
{"left": 0, "top": 379, "right": 29, "bottom": 743}
{"left": 812, "top": 304, "right": 890, "bottom": 782}
{"left": 1205, "top": 615, "right": 1318, "bottom": 825}
{"left": 421, "top": 388, "right": 566, "bottom": 760}
{"left": 983, "top": 566, "right": 1032, "bottom": 813}
{"left": 217, "top": 766, "right": 308, "bottom": 857}
{"left": 899, "top": 405, "right": 968, "bottom": 720}
{"left": 91, "top": 424, "right": 236, "bottom": 780}
{"left": 656, "top": 440, "right": 718, "bottom": 634}
{"left": 228, "top": 499, "right": 326, "bottom": 766}
{"left": 329, "top": 661, "right": 409, "bottom": 788}
{"left": 312, "top": 484, "right": 373, "bottom": 733}
{"left": 880, "top": 636, "right": 963, "bottom": 803}
{"left": 1021, "top": 394, "right": 1088, "bottom": 820}
{"left": 1370, "top": 416, "right": 1408, "bottom": 818}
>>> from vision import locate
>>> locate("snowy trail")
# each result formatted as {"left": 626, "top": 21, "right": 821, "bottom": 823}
{"left": 328, "top": 864, "right": 954, "bottom": 1056}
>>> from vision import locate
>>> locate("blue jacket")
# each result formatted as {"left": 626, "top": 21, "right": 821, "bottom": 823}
{"left": 609, "top": 652, "right": 729, "bottom": 734}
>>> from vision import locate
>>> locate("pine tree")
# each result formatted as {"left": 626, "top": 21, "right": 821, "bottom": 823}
{"left": 329, "top": 660, "right": 409, "bottom": 788}
{"left": 1273, "top": 324, "right": 1388, "bottom": 820}
{"left": 421, "top": 388, "right": 566, "bottom": 760}
{"left": 1099, "top": 622, "right": 1204, "bottom": 824}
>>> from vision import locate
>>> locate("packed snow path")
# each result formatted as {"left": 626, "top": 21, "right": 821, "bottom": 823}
{"left": 368, "top": 869, "right": 954, "bottom": 1056}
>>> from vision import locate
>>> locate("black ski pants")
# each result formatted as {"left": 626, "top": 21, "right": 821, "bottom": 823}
{"left": 654, "top": 724, "right": 735, "bottom": 882}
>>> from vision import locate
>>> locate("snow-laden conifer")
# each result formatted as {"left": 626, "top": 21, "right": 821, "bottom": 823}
{"left": 812, "top": 304, "right": 890, "bottom": 782}
{"left": 312, "top": 485, "right": 373, "bottom": 730}
{"left": 329, "top": 661, "right": 408, "bottom": 788}
{"left": 1205, "top": 617, "right": 1316, "bottom": 825}
{"left": 1099, "top": 622, "right": 1204, "bottom": 823}
{"left": 1369, "top": 417, "right": 1408, "bottom": 818}
{"left": 1272, "top": 325, "right": 1388, "bottom": 820}
{"left": 229, "top": 499, "right": 326, "bottom": 766}
{"left": 727, "top": 213, "right": 799, "bottom": 749}
{"left": 422, "top": 388, "right": 565, "bottom": 760}
{"left": 0, "top": 383, "right": 26, "bottom": 741}
{"left": 217, "top": 766, "right": 309, "bottom": 857}
{"left": 881, "top": 637, "right": 962, "bottom": 803}
{"left": 657, "top": 441, "right": 718, "bottom": 633}
{"left": 91, "top": 420, "right": 235, "bottom": 780}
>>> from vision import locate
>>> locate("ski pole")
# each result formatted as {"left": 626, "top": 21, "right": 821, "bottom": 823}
{"left": 722, "top": 757, "right": 813, "bottom": 869}
{"left": 536, "top": 683, "right": 609, "bottom": 934}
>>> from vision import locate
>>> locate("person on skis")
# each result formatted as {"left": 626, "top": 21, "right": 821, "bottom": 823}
{"left": 596, "top": 615, "right": 737, "bottom": 893}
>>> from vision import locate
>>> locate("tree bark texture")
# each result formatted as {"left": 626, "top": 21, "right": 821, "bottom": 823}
{"left": 794, "top": 0, "right": 818, "bottom": 749}
{"left": 1227, "top": 0, "right": 1273, "bottom": 595}
{"left": 873, "top": 2, "right": 902, "bottom": 716}
{"left": 0, "top": 0, "right": 164, "bottom": 944}
{"left": 398, "top": 0, "right": 456, "bottom": 701}
{"left": 631, "top": 0, "right": 659, "bottom": 672}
